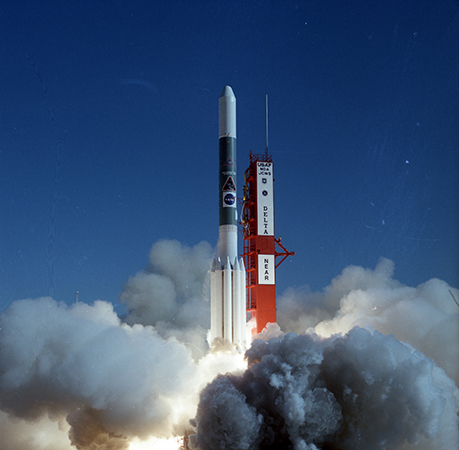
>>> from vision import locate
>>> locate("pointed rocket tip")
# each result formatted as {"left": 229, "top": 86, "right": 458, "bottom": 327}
{"left": 220, "top": 85, "right": 235, "bottom": 98}
{"left": 214, "top": 256, "right": 222, "bottom": 270}
{"left": 224, "top": 256, "right": 232, "bottom": 270}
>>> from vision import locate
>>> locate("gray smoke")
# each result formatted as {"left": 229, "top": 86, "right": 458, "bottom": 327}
{"left": 191, "top": 328, "right": 458, "bottom": 450}
{"left": 191, "top": 258, "right": 459, "bottom": 450}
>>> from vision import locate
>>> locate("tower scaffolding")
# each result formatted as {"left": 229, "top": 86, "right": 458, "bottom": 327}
{"left": 242, "top": 149, "right": 294, "bottom": 336}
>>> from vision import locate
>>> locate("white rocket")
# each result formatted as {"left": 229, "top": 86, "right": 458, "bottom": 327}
{"left": 210, "top": 86, "right": 246, "bottom": 348}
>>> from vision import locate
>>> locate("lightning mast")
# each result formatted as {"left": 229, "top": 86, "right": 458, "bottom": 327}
{"left": 242, "top": 96, "right": 294, "bottom": 336}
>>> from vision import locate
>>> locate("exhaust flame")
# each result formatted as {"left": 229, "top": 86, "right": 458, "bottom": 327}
{"left": 129, "top": 437, "right": 180, "bottom": 450}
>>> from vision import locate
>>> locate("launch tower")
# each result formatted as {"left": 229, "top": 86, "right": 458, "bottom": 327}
{"left": 242, "top": 149, "right": 294, "bottom": 336}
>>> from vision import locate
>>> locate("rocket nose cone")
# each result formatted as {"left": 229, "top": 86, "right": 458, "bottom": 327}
{"left": 220, "top": 85, "right": 235, "bottom": 98}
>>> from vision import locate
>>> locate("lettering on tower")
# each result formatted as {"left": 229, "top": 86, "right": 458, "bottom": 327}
{"left": 256, "top": 162, "right": 274, "bottom": 236}
{"left": 258, "top": 254, "right": 275, "bottom": 285}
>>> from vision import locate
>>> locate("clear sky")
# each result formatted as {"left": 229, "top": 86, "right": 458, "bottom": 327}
{"left": 1, "top": 0, "right": 458, "bottom": 312}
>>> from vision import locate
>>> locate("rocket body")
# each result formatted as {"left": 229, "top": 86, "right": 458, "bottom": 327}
{"left": 210, "top": 86, "right": 246, "bottom": 348}
{"left": 218, "top": 86, "right": 238, "bottom": 262}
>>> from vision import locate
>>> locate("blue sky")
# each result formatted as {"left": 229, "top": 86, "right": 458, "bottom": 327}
{"left": 1, "top": 0, "right": 458, "bottom": 312}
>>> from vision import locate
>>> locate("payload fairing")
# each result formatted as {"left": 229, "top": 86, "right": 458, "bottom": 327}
{"left": 210, "top": 86, "right": 246, "bottom": 348}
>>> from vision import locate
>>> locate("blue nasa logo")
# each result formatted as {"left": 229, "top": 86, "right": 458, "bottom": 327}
{"left": 224, "top": 193, "right": 236, "bottom": 206}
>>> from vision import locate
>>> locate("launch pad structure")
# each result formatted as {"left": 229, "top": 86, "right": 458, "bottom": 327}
{"left": 242, "top": 149, "right": 294, "bottom": 336}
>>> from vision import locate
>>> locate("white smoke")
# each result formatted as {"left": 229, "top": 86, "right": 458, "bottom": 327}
{"left": 0, "top": 297, "right": 200, "bottom": 448}
{"left": 277, "top": 257, "right": 459, "bottom": 386}
{"left": 119, "top": 239, "right": 213, "bottom": 359}
{"left": 0, "top": 242, "right": 457, "bottom": 449}
{"left": 0, "top": 239, "right": 245, "bottom": 449}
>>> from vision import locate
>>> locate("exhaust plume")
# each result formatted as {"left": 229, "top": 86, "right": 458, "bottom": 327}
{"left": 278, "top": 257, "right": 459, "bottom": 386}
{"left": 191, "top": 328, "right": 459, "bottom": 450}
{"left": 0, "top": 243, "right": 457, "bottom": 449}
{"left": 0, "top": 240, "right": 243, "bottom": 449}
{"left": 191, "top": 257, "right": 459, "bottom": 449}
{"left": 119, "top": 239, "right": 213, "bottom": 358}
{"left": 0, "top": 297, "right": 199, "bottom": 448}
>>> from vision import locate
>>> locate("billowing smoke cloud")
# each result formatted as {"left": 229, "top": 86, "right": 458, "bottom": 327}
{"left": 0, "top": 409, "right": 73, "bottom": 450}
{"left": 191, "top": 328, "right": 459, "bottom": 450}
{"left": 0, "top": 239, "right": 243, "bottom": 450}
{"left": 0, "top": 243, "right": 457, "bottom": 450}
{"left": 0, "top": 297, "right": 200, "bottom": 448}
{"left": 277, "top": 257, "right": 459, "bottom": 386}
{"left": 191, "top": 257, "right": 459, "bottom": 449}
{"left": 119, "top": 239, "right": 213, "bottom": 358}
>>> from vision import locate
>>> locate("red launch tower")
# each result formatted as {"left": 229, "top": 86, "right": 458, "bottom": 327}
{"left": 242, "top": 149, "right": 294, "bottom": 336}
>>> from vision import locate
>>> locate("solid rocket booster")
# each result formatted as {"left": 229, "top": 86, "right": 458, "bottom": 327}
{"left": 210, "top": 86, "right": 246, "bottom": 348}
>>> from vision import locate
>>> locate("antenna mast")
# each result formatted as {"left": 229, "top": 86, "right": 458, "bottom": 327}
{"left": 265, "top": 94, "right": 269, "bottom": 156}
